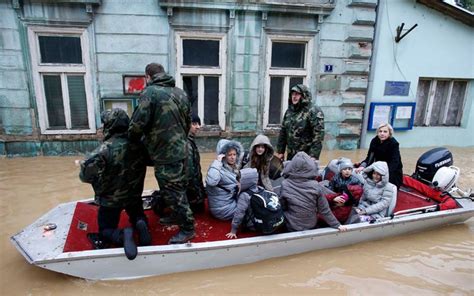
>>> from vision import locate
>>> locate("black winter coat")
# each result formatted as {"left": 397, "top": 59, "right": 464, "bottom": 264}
{"left": 360, "top": 137, "right": 403, "bottom": 188}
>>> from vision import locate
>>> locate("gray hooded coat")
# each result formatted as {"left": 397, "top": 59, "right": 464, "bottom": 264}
{"left": 358, "top": 161, "right": 395, "bottom": 219}
{"left": 244, "top": 134, "right": 274, "bottom": 191}
{"left": 206, "top": 139, "right": 245, "bottom": 220}
{"left": 279, "top": 151, "right": 341, "bottom": 231}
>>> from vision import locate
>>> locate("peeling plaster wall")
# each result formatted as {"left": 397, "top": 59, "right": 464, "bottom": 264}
{"left": 0, "top": 1, "right": 33, "bottom": 137}
{"left": 1, "top": 0, "right": 380, "bottom": 156}
{"left": 318, "top": 0, "right": 376, "bottom": 150}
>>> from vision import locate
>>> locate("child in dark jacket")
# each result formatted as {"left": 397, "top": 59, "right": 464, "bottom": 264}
{"left": 328, "top": 158, "right": 363, "bottom": 194}
{"left": 325, "top": 158, "right": 364, "bottom": 224}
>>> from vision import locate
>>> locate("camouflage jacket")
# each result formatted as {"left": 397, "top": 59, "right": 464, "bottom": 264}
{"left": 186, "top": 134, "right": 206, "bottom": 202}
{"left": 129, "top": 74, "right": 191, "bottom": 164}
{"left": 80, "top": 109, "right": 146, "bottom": 207}
{"left": 276, "top": 84, "right": 325, "bottom": 160}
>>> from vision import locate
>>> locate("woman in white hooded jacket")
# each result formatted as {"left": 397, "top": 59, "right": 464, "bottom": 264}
{"left": 206, "top": 139, "right": 245, "bottom": 220}
{"left": 206, "top": 139, "right": 258, "bottom": 239}
{"left": 354, "top": 161, "right": 395, "bottom": 221}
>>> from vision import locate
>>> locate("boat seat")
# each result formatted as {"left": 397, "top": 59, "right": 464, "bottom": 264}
{"left": 386, "top": 183, "right": 398, "bottom": 216}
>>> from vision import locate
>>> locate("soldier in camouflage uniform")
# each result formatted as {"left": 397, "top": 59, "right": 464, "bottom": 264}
{"left": 186, "top": 114, "right": 206, "bottom": 213}
{"left": 79, "top": 108, "right": 151, "bottom": 260}
{"left": 276, "top": 84, "right": 325, "bottom": 161}
{"left": 129, "top": 63, "right": 195, "bottom": 244}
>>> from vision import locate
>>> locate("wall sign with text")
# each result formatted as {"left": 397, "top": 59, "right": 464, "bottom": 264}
{"left": 367, "top": 102, "right": 416, "bottom": 131}
{"left": 384, "top": 81, "right": 410, "bottom": 96}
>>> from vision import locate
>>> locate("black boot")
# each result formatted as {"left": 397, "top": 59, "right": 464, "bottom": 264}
{"left": 168, "top": 229, "right": 195, "bottom": 244}
{"left": 121, "top": 227, "right": 137, "bottom": 260}
{"left": 135, "top": 219, "right": 152, "bottom": 246}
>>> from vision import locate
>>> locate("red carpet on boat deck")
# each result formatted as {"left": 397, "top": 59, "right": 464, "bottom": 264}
{"left": 63, "top": 202, "right": 257, "bottom": 252}
{"left": 64, "top": 186, "right": 442, "bottom": 253}
{"left": 393, "top": 186, "right": 438, "bottom": 213}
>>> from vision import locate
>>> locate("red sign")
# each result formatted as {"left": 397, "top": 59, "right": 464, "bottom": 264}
{"left": 123, "top": 75, "right": 146, "bottom": 95}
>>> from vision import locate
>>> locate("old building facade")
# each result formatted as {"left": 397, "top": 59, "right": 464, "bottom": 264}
{"left": 1, "top": 0, "right": 471, "bottom": 157}
{"left": 0, "top": 0, "right": 377, "bottom": 156}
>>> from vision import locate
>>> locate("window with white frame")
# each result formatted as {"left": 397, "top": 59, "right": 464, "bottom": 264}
{"left": 264, "top": 36, "right": 313, "bottom": 127}
{"left": 175, "top": 33, "right": 226, "bottom": 130}
{"left": 414, "top": 79, "right": 468, "bottom": 126}
{"left": 27, "top": 26, "right": 95, "bottom": 134}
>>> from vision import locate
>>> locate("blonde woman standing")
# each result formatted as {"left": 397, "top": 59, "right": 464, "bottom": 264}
{"left": 355, "top": 123, "right": 403, "bottom": 188}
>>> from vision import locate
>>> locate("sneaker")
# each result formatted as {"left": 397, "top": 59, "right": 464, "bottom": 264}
{"left": 136, "top": 219, "right": 152, "bottom": 246}
{"left": 160, "top": 215, "right": 179, "bottom": 226}
{"left": 168, "top": 230, "right": 195, "bottom": 244}
{"left": 123, "top": 227, "right": 137, "bottom": 260}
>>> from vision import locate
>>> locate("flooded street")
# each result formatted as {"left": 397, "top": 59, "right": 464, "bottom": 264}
{"left": 1, "top": 146, "right": 473, "bottom": 295}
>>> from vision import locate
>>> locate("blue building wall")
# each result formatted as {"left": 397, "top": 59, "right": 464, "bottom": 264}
{"left": 0, "top": 1, "right": 33, "bottom": 136}
{"left": 362, "top": 0, "right": 474, "bottom": 148}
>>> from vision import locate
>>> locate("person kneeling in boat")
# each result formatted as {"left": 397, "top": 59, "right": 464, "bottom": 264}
{"left": 205, "top": 139, "right": 258, "bottom": 239}
{"left": 79, "top": 109, "right": 151, "bottom": 260}
{"left": 279, "top": 151, "right": 347, "bottom": 232}
{"left": 347, "top": 161, "right": 395, "bottom": 223}
{"left": 325, "top": 158, "right": 364, "bottom": 224}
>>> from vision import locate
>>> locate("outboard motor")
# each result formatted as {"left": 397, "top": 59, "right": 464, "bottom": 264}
{"left": 432, "top": 166, "right": 459, "bottom": 192}
{"left": 413, "top": 147, "right": 453, "bottom": 184}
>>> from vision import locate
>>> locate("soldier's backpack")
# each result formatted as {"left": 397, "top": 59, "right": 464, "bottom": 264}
{"left": 250, "top": 187, "right": 284, "bottom": 234}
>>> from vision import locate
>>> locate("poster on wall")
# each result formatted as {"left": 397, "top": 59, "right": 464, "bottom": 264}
{"left": 371, "top": 105, "right": 392, "bottom": 130}
{"left": 123, "top": 75, "right": 146, "bottom": 95}
{"left": 103, "top": 99, "right": 134, "bottom": 117}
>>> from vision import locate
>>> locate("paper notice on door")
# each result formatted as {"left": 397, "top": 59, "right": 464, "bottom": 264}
{"left": 395, "top": 106, "right": 412, "bottom": 119}
{"left": 371, "top": 105, "right": 391, "bottom": 129}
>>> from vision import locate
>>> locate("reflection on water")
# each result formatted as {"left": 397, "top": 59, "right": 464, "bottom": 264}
{"left": 1, "top": 146, "right": 473, "bottom": 294}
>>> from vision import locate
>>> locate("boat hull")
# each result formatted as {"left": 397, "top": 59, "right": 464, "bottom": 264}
{"left": 11, "top": 199, "right": 474, "bottom": 280}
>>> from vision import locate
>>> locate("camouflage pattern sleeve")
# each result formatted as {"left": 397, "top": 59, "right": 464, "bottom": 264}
{"left": 276, "top": 111, "right": 289, "bottom": 154}
{"left": 128, "top": 91, "right": 153, "bottom": 142}
{"left": 308, "top": 107, "right": 325, "bottom": 159}
{"left": 79, "top": 145, "right": 107, "bottom": 185}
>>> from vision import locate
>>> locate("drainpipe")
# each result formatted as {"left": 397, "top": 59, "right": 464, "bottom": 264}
{"left": 360, "top": 0, "right": 382, "bottom": 148}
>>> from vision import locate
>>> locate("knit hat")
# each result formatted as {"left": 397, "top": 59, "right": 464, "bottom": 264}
{"left": 337, "top": 158, "right": 353, "bottom": 172}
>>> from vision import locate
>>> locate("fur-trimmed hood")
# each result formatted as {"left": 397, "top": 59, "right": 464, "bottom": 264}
{"left": 216, "top": 139, "right": 244, "bottom": 167}
{"left": 282, "top": 151, "right": 319, "bottom": 179}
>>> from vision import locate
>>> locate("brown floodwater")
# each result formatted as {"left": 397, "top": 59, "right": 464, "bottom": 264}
{"left": 1, "top": 146, "right": 473, "bottom": 295}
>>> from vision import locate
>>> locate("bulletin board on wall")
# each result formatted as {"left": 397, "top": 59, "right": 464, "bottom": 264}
{"left": 102, "top": 98, "right": 138, "bottom": 118}
{"left": 367, "top": 102, "right": 416, "bottom": 131}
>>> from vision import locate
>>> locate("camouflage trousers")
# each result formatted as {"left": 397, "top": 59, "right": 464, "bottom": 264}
{"left": 287, "top": 142, "right": 322, "bottom": 160}
{"left": 154, "top": 160, "right": 195, "bottom": 231}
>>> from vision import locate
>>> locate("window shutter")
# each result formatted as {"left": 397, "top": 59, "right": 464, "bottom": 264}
{"left": 446, "top": 81, "right": 467, "bottom": 126}
{"left": 67, "top": 75, "right": 89, "bottom": 129}
{"left": 43, "top": 75, "right": 66, "bottom": 128}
